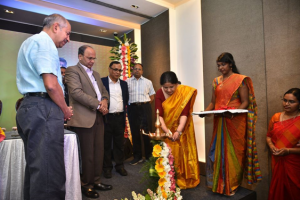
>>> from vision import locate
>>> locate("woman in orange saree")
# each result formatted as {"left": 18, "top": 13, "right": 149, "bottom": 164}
{"left": 155, "top": 71, "right": 200, "bottom": 189}
{"left": 267, "top": 88, "right": 300, "bottom": 200}
{"left": 203, "top": 52, "right": 262, "bottom": 196}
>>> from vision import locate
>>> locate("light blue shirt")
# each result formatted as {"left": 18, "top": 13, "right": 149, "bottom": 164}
{"left": 126, "top": 76, "right": 155, "bottom": 103}
{"left": 16, "top": 31, "right": 64, "bottom": 94}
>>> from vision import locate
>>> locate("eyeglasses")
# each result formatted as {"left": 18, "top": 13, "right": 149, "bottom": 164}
{"left": 282, "top": 98, "right": 298, "bottom": 105}
{"left": 134, "top": 68, "right": 142, "bottom": 71}
{"left": 84, "top": 56, "right": 96, "bottom": 61}
{"left": 110, "top": 67, "right": 123, "bottom": 73}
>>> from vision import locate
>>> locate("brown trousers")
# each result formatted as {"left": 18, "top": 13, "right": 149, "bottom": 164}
{"left": 71, "top": 112, "right": 104, "bottom": 189}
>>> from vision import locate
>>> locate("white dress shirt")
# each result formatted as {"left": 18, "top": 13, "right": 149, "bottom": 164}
{"left": 108, "top": 77, "right": 123, "bottom": 113}
{"left": 126, "top": 76, "right": 155, "bottom": 103}
{"left": 79, "top": 62, "right": 102, "bottom": 102}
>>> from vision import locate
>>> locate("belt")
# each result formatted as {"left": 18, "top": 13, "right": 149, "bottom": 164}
{"left": 108, "top": 112, "right": 124, "bottom": 116}
{"left": 130, "top": 102, "right": 149, "bottom": 106}
{"left": 24, "top": 92, "right": 50, "bottom": 98}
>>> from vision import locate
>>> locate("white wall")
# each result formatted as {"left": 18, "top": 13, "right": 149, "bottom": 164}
{"left": 169, "top": 0, "right": 205, "bottom": 162}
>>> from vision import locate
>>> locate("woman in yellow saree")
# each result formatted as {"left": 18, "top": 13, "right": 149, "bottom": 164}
{"left": 202, "top": 52, "right": 262, "bottom": 195}
{"left": 155, "top": 71, "right": 200, "bottom": 189}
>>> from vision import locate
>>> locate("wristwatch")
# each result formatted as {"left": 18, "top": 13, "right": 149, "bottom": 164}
{"left": 177, "top": 131, "right": 182, "bottom": 136}
{"left": 101, "top": 97, "right": 108, "bottom": 101}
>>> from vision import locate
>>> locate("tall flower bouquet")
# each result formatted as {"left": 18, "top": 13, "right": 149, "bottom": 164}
{"left": 109, "top": 33, "right": 139, "bottom": 81}
{"left": 129, "top": 141, "right": 182, "bottom": 200}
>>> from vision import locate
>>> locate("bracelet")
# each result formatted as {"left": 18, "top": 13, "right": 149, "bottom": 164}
{"left": 231, "top": 114, "right": 234, "bottom": 119}
{"left": 176, "top": 130, "right": 182, "bottom": 136}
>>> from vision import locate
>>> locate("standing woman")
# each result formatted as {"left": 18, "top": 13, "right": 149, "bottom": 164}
{"left": 267, "top": 88, "right": 300, "bottom": 200}
{"left": 155, "top": 71, "right": 200, "bottom": 189}
{"left": 203, "top": 52, "right": 262, "bottom": 195}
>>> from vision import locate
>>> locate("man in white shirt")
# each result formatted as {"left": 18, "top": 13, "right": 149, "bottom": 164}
{"left": 65, "top": 45, "right": 111, "bottom": 199}
{"left": 101, "top": 61, "right": 129, "bottom": 178}
{"left": 126, "top": 63, "right": 155, "bottom": 165}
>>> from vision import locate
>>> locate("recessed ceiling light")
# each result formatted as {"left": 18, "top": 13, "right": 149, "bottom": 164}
{"left": 4, "top": 9, "right": 14, "bottom": 14}
{"left": 100, "top": 29, "right": 107, "bottom": 33}
{"left": 131, "top": 5, "right": 139, "bottom": 9}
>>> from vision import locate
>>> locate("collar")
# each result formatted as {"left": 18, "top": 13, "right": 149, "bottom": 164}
{"left": 108, "top": 76, "right": 120, "bottom": 84}
{"left": 133, "top": 76, "right": 144, "bottom": 81}
{"left": 79, "top": 62, "right": 93, "bottom": 73}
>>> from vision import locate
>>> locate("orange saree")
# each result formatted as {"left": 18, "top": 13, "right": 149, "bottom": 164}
{"left": 206, "top": 74, "right": 262, "bottom": 195}
{"left": 267, "top": 113, "right": 300, "bottom": 200}
{"left": 161, "top": 85, "right": 200, "bottom": 189}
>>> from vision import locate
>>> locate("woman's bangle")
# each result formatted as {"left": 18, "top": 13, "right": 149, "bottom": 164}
{"left": 176, "top": 130, "right": 182, "bottom": 136}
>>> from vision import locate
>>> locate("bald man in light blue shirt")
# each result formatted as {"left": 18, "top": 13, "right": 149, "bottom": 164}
{"left": 16, "top": 14, "right": 73, "bottom": 200}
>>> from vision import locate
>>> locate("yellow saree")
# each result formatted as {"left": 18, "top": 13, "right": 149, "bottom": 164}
{"left": 162, "top": 85, "right": 200, "bottom": 189}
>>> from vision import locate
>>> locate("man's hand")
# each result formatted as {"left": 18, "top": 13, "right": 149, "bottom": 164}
{"left": 64, "top": 106, "right": 73, "bottom": 121}
{"left": 98, "top": 99, "right": 108, "bottom": 115}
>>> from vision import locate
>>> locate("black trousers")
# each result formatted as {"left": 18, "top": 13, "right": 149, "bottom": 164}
{"left": 70, "top": 112, "right": 104, "bottom": 189}
{"left": 103, "top": 113, "right": 125, "bottom": 171}
{"left": 128, "top": 103, "right": 152, "bottom": 159}
{"left": 16, "top": 96, "right": 65, "bottom": 200}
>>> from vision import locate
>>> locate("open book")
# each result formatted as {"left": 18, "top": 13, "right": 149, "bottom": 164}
{"left": 192, "top": 109, "right": 248, "bottom": 115}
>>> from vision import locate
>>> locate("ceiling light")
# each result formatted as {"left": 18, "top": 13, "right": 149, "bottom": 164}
{"left": 131, "top": 5, "right": 139, "bottom": 9}
{"left": 4, "top": 9, "right": 14, "bottom": 14}
{"left": 100, "top": 29, "right": 107, "bottom": 33}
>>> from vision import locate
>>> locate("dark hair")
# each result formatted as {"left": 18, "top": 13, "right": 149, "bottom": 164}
{"left": 109, "top": 61, "right": 121, "bottom": 68}
{"left": 216, "top": 52, "right": 240, "bottom": 74}
{"left": 78, "top": 45, "right": 93, "bottom": 56}
{"left": 43, "top": 14, "right": 68, "bottom": 29}
{"left": 134, "top": 63, "right": 143, "bottom": 68}
{"left": 284, "top": 88, "right": 300, "bottom": 102}
{"left": 160, "top": 71, "right": 179, "bottom": 85}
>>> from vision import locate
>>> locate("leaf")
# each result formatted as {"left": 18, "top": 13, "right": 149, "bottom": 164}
{"left": 123, "top": 33, "right": 127, "bottom": 42}
{"left": 114, "top": 36, "right": 122, "bottom": 44}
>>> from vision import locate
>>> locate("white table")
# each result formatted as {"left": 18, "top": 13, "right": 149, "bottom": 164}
{"left": 0, "top": 134, "right": 82, "bottom": 200}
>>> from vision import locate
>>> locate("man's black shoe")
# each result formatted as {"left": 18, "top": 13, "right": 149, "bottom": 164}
{"left": 94, "top": 183, "right": 113, "bottom": 191}
{"left": 81, "top": 187, "right": 99, "bottom": 199}
{"left": 129, "top": 158, "right": 144, "bottom": 165}
{"left": 116, "top": 168, "right": 128, "bottom": 176}
{"left": 103, "top": 170, "right": 112, "bottom": 178}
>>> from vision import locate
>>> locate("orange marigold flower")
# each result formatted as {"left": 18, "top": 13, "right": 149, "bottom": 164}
{"left": 158, "top": 178, "right": 167, "bottom": 186}
{"left": 155, "top": 164, "right": 164, "bottom": 173}
{"left": 158, "top": 171, "right": 166, "bottom": 178}
{"left": 152, "top": 151, "right": 160, "bottom": 157}
{"left": 162, "top": 191, "right": 168, "bottom": 199}
{"left": 153, "top": 144, "right": 162, "bottom": 154}
{"left": 155, "top": 158, "right": 163, "bottom": 165}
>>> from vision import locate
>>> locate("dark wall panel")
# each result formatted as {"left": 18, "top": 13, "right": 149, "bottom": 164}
{"left": 141, "top": 10, "right": 170, "bottom": 92}
{"left": 141, "top": 10, "right": 170, "bottom": 129}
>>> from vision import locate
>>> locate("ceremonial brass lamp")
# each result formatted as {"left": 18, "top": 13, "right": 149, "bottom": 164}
{"left": 142, "top": 109, "right": 172, "bottom": 140}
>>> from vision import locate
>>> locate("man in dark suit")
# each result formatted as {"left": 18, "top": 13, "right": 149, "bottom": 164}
{"left": 101, "top": 61, "right": 129, "bottom": 178}
{"left": 65, "top": 45, "right": 112, "bottom": 199}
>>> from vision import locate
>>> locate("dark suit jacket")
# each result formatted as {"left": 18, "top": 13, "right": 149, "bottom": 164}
{"left": 101, "top": 76, "right": 129, "bottom": 126}
{"left": 65, "top": 62, "right": 109, "bottom": 128}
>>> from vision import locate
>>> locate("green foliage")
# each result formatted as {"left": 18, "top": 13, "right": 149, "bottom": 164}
{"left": 139, "top": 159, "right": 159, "bottom": 194}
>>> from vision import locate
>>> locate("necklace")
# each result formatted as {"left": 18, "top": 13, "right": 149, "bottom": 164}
{"left": 220, "top": 73, "right": 234, "bottom": 88}
{"left": 281, "top": 111, "right": 300, "bottom": 121}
